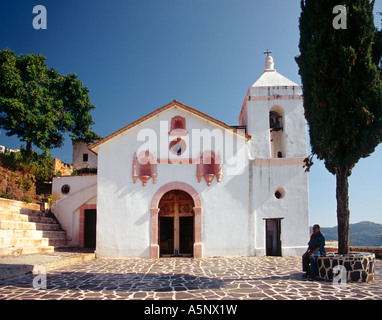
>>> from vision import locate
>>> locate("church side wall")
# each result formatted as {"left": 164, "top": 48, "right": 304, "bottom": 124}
{"left": 201, "top": 165, "right": 250, "bottom": 257}
{"left": 244, "top": 88, "right": 309, "bottom": 256}
{"left": 246, "top": 101, "right": 270, "bottom": 159}
{"left": 252, "top": 163, "right": 309, "bottom": 256}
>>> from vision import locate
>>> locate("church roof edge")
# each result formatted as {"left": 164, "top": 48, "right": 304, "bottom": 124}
{"left": 252, "top": 70, "right": 300, "bottom": 88}
{"left": 88, "top": 100, "right": 251, "bottom": 154}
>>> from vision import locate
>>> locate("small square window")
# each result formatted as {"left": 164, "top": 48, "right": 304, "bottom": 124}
{"left": 83, "top": 153, "right": 89, "bottom": 162}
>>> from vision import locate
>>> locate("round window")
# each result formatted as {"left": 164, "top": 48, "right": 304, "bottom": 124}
{"left": 274, "top": 187, "right": 285, "bottom": 199}
{"left": 61, "top": 184, "right": 70, "bottom": 195}
{"left": 169, "top": 138, "right": 187, "bottom": 156}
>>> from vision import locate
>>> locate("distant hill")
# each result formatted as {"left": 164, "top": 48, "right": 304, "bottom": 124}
{"left": 310, "top": 221, "right": 382, "bottom": 247}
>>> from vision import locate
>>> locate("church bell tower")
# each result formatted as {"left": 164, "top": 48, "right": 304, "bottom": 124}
{"left": 239, "top": 50, "right": 310, "bottom": 257}
{"left": 238, "top": 50, "right": 307, "bottom": 160}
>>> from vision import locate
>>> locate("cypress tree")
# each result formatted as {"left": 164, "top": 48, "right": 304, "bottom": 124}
{"left": 296, "top": 0, "right": 382, "bottom": 254}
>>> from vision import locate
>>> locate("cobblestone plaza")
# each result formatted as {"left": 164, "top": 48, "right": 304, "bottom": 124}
{"left": 0, "top": 255, "right": 381, "bottom": 300}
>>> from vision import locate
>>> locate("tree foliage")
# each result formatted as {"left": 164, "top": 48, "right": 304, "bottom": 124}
{"left": 0, "top": 146, "right": 53, "bottom": 181}
{"left": 0, "top": 49, "right": 100, "bottom": 154}
{"left": 296, "top": 0, "right": 382, "bottom": 253}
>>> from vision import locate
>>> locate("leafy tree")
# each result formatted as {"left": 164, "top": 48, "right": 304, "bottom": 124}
{"left": 296, "top": 0, "right": 382, "bottom": 254}
{"left": 0, "top": 49, "right": 100, "bottom": 156}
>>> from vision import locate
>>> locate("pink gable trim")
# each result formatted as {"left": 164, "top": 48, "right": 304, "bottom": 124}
{"left": 88, "top": 100, "right": 251, "bottom": 154}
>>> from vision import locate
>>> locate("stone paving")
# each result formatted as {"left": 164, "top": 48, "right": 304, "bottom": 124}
{"left": 0, "top": 256, "right": 381, "bottom": 300}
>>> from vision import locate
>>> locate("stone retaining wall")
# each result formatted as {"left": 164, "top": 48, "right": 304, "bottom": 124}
{"left": 325, "top": 246, "right": 382, "bottom": 258}
{"left": 350, "top": 246, "right": 382, "bottom": 259}
{"left": 317, "top": 252, "right": 375, "bottom": 283}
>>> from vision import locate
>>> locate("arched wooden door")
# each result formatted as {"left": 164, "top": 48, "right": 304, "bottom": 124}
{"left": 158, "top": 190, "right": 194, "bottom": 257}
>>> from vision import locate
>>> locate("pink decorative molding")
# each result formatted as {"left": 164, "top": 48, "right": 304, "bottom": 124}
{"left": 132, "top": 151, "right": 158, "bottom": 186}
{"left": 254, "top": 158, "right": 305, "bottom": 166}
{"left": 249, "top": 94, "right": 303, "bottom": 101}
{"left": 169, "top": 116, "right": 188, "bottom": 136}
{"left": 150, "top": 182, "right": 203, "bottom": 259}
{"left": 157, "top": 158, "right": 198, "bottom": 164}
{"left": 196, "top": 151, "right": 222, "bottom": 186}
{"left": 79, "top": 204, "right": 97, "bottom": 248}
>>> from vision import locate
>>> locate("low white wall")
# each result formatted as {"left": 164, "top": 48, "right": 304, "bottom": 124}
{"left": 51, "top": 175, "right": 97, "bottom": 246}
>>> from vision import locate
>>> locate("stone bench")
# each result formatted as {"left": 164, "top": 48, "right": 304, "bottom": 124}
{"left": 350, "top": 246, "right": 382, "bottom": 259}
{"left": 317, "top": 252, "right": 375, "bottom": 283}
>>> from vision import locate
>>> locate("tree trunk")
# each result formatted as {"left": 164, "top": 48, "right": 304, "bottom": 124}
{"left": 335, "top": 167, "right": 350, "bottom": 254}
{"left": 26, "top": 141, "right": 32, "bottom": 158}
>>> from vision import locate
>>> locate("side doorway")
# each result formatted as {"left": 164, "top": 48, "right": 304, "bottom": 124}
{"left": 84, "top": 209, "right": 97, "bottom": 248}
{"left": 79, "top": 205, "right": 97, "bottom": 249}
{"left": 265, "top": 218, "right": 282, "bottom": 256}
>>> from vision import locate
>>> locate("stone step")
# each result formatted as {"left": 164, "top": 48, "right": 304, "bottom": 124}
{"left": 0, "top": 237, "right": 68, "bottom": 249}
{"left": 0, "top": 246, "right": 56, "bottom": 257}
{"left": 0, "top": 198, "right": 41, "bottom": 211}
{"left": 0, "top": 237, "right": 50, "bottom": 248}
{"left": 0, "top": 220, "right": 61, "bottom": 231}
{"left": 47, "top": 238, "right": 68, "bottom": 246}
{"left": 0, "top": 212, "right": 29, "bottom": 222}
{"left": 23, "top": 215, "right": 56, "bottom": 224}
{"left": 0, "top": 198, "right": 69, "bottom": 257}
{"left": 0, "top": 212, "right": 57, "bottom": 224}
{"left": 0, "top": 250, "right": 96, "bottom": 279}
{"left": 0, "top": 229, "right": 66, "bottom": 239}
{"left": 0, "top": 205, "right": 42, "bottom": 217}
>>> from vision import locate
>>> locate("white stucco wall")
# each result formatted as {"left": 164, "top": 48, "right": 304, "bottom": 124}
{"left": 72, "top": 141, "right": 98, "bottom": 171}
{"left": 245, "top": 97, "right": 306, "bottom": 160}
{"left": 94, "top": 107, "right": 251, "bottom": 258}
{"left": 238, "top": 74, "right": 309, "bottom": 257}
{"left": 199, "top": 165, "right": 250, "bottom": 257}
{"left": 91, "top": 94, "right": 310, "bottom": 259}
{"left": 51, "top": 175, "right": 97, "bottom": 246}
{"left": 52, "top": 175, "right": 97, "bottom": 201}
{"left": 252, "top": 162, "right": 309, "bottom": 256}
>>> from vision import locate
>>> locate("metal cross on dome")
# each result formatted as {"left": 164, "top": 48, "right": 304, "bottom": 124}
{"left": 264, "top": 49, "right": 272, "bottom": 57}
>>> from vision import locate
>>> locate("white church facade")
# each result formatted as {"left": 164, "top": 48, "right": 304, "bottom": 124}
{"left": 51, "top": 54, "right": 310, "bottom": 259}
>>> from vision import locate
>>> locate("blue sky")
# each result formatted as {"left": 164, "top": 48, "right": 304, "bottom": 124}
{"left": 1, "top": 0, "right": 382, "bottom": 228}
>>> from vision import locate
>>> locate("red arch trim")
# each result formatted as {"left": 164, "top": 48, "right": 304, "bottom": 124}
{"left": 150, "top": 182, "right": 202, "bottom": 258}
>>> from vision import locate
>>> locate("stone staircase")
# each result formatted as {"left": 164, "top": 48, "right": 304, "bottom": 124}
{"left": 0, "top": 198, "right": 68, "bottom": 256}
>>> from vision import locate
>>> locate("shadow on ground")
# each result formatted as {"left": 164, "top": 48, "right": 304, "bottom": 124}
{"left": 0, "top": 270, "right": 314, "bottom": 292}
